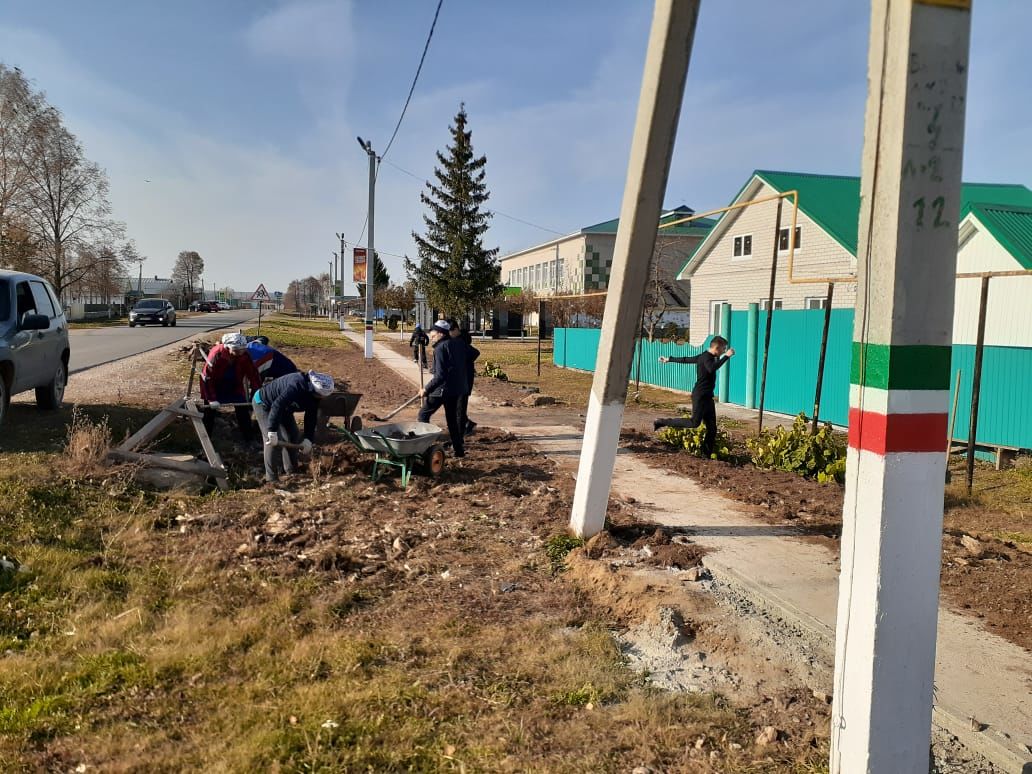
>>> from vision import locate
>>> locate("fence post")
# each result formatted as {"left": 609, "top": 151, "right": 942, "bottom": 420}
{"left": 810, "top": 283, "right": 835, "bottom": 434}
{"left": 965, "top": 275, "right": 990, "bottom": 493}
{"left": 745, "top": 303, "right": 758, "bottom": 409}
{"left": 757, "top": 197, "right": 783, "bottom": 433}
{"left": 717, "top": 302, "right": 732, "bottom": 402}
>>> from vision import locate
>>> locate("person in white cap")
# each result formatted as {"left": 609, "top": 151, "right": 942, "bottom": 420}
{"left": 200, "top": 332, "right": 262, "bottom": 443}
{"left": 252, "top": 370, "right": 335, "bottom": 483}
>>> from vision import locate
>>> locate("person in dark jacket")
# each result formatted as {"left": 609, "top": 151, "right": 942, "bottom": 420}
{"left": 200, "top": 332, "right": 262, "bottom": 443}
{"left": 446, "top": 320, "right": 480, "bottom": 436}
{"left": 654, "top": 335, "right": 735, "bottom": 458}
{"left": 409, "top": 324, "right": 429, "bottom": 367}
{"left": 247, "top": 336, "right": 299, "bottom": 380}
{"left": 418, "top": 319, "right": 468, "bottom": 457}
{"left": 252, "top": 370, "right": 334, "bottom": 483}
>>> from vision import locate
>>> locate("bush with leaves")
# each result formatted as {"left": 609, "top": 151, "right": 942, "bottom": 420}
{"left": 657, "top": 423, "right": 734, "bottom": 461}
{"left": 746, "top": 413, "right": 846, "bottom": 483}
{"left": 481, "top": 361, "right": 508, "bottom": 381}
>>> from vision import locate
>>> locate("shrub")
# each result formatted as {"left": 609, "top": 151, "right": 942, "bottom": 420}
{"left": 63, "top": 410, "right": 112, "bottom": 477}
{"left": 481, "top": 361, "right": 508, "bottom": 381}
{"left": 657, "top": 423, "right": 733, "bottom": 461}
{"left": 545, "top": 534, "right": 584, "bottom": 574}
{"left": 746, "top": 413, "right": 846, "bottom": 483}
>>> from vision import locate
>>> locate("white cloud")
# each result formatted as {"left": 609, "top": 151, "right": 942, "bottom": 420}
{"left": 244, "top": 0, "right": 354, "bottom": 65}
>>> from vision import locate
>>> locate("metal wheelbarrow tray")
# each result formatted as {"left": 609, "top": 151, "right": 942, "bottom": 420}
{"left": 342, "top": 421, "right": 448, "bottom": 486}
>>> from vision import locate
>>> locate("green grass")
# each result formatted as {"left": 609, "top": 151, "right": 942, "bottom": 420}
{"left": 243, "top": 315, "right": 350, "bottom": 349}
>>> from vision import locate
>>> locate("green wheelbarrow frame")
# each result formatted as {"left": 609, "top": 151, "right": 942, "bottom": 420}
{"left": 336, "top": 421, "right": 447, "bottom": 487}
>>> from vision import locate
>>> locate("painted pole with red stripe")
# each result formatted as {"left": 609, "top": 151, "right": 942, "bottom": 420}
{"left": 831, "top": 1, "right": 971, "bottom": 771}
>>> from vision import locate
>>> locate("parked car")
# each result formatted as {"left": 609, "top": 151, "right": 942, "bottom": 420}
{"left": 209, "top": 301, "right": 223, "bottom": 311}
{"left": 128, "top": 298, "right": 176, "bottom": 327}
{"left": 189, "top": 301, "right": 214, "bottom": 312}
{"left": 0, "top": 269, "right": 70, "bottom": 426}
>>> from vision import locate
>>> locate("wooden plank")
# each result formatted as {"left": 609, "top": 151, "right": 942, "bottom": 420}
{"left": 108, "top": 449, "right": 222, "bottom": 478}
{"left": 189, "top": 414, "right": 229, "bottom": 490}
{"left": 117, "top": 402, "right": 182, "bottom": 452}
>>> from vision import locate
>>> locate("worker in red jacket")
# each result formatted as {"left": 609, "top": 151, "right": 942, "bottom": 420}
{"left": 200, "top": 332, "right": 262, "bottom": 443}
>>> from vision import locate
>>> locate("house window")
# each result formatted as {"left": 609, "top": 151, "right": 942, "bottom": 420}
{"left": 733, "top": 234, "right": 752, "bottom": 258}
{"left": 709, "top": 300, "right": 728, "bottom": 334}
{"left": 805, "top": 296, "right": 829, "bottom": 310}
{"left": 759, "top": 299, "right": 783, "bottom": 311}
{"left": 778, "top": 226, "right": 802, "bottom": 252}
{"left": 556, "top": 259, "right": 565, "bottom": 290}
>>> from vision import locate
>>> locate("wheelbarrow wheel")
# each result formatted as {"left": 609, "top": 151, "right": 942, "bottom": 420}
{"left": 422, "top": 444, "right": 446, "bottom": 477}
{"left": 348, "top": 415, "right": 363, "bottom": 432}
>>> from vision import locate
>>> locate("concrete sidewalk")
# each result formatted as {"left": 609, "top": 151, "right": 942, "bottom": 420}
{"left": 345, "top": 329, "right": 1032, "bottom": 772}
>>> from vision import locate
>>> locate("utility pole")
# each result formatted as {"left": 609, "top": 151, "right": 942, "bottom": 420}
{"left": 358, "top": 138, "right": 376, "bottom": 358}
{"left": 569, "top": 0, "right": 700, "bottom": 538}
{"left": 831, "top": 2, "right": 970, "bottom": 772}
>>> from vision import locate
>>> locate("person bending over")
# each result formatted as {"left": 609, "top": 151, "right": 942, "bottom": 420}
{"left": 200, "top": 332, "right": 262, "bottom": 443}
{"left": 655, "top": 335, "right": 734, "bottom": 458}
{"left": 252, "top": 370, "right": 334, "bottom": 483}
{"left": 246, "top": 335, "right": 299, "bottom": 380}
{"left": 417, "top": 319, "right": 468, "bottom": 457}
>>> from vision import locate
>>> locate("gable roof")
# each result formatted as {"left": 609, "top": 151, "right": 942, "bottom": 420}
{"left": 678, "top": 170, "right": 1032, "bottom": 279}
{"left": 966, "top": 204, "right": 1032, "bottom": 270}
{"left": 581, "top": 205, "right": 717, "bottom": 237}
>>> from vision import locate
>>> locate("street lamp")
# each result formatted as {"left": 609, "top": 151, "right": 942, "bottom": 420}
{"left": 357, "top": 137, "right": 376, "bottom": 359}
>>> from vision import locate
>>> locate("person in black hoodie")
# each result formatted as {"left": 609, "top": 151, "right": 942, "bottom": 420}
{"left": 654, "top": 335, "right": 734, "bottom": 458}
{"left": 408, "top": 324, "right": 429, "bottom": 367}
{"left": 418, "top": 319, "right": 468, "bottom": 457}
{"left": 446, "top": 319, "right": 480, "bottom": 436}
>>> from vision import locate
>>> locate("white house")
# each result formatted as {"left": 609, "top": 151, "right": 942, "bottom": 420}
{"left": 678, "top": 170, "right": 1032, "bottom": 346}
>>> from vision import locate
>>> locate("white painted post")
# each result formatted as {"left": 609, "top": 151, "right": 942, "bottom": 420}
{"left": 569, "top": 0, "right": 700, "bottom": 539}
{"left": 831, "top": 1, "right": 971, "bottom": 771}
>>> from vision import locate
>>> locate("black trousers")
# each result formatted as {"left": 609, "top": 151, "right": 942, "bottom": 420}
{"left": 456, "top": 393, "right": 472, "bottom": 433}
{"left": 203, "top": 405, "right": 254, "bottom": 442}
{"left": 418, "top": 394, "right": 464, "bottom": 455}
{"left": 661, "top": 394, "right": 717, "bottom": 457}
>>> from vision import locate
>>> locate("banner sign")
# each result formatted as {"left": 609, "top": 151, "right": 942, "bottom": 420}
{"left": 353, "top": 248, "right": 367, "bottom": 284}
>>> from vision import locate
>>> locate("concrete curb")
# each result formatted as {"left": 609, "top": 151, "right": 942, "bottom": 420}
{"left": 703, "top": 557, "right": 1032, "bottom": 773}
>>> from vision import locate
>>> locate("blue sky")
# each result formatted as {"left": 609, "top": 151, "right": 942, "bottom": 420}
{"left": 1, "top": 1, "right": 1029, "bottom": 294}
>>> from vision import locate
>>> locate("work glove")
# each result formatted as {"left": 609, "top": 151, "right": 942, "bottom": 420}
{"left": 300, "top": 439, "right": 314, "bottom": 455}
{"left": 266, "top": 431, "right": 279, "bottom": 447}
{"left": 208, "top": 400, "right": 221, "bottom": 408}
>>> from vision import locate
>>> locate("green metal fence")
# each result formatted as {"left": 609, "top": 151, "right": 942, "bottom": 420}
{"left": 553, "top": 311, "right": 1032, "bottom": 450}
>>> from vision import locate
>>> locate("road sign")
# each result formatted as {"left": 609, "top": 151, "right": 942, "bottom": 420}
{"left": 251, "top": 283, "right": 270, "bottom": 301}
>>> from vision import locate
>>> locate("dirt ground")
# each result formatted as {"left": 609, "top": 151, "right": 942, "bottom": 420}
{"left": 620, "top": 428, "right": 1032, "bottom": 654}
{"left": 2, "top": 327, "right": 843, "bottom": 771}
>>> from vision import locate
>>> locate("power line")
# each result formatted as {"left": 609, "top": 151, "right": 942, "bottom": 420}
{"left": 379, "top": 158, "right": 564, "bottom": 236}
{"left": 381, "top": 0, "right": 444, "bottom": 162}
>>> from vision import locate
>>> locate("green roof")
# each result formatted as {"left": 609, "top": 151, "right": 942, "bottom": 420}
{"left": 967, "top": 204, "right": 1032, "bottom": 270}
{"left": 754, "top": 170, "right": 1032, "bottom": 256}
{"left": 581, "top": 206, "right": 717, "bottom": 237}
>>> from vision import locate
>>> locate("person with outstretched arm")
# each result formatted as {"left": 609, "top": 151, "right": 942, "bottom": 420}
{"left": 252, "top": 370, "right": 334, "bottom": 483}
{"left": 654, "top": 335, "right": 734, "bottom": 458}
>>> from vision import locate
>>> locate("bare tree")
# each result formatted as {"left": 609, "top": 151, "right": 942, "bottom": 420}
{"left": 171, "top": 250, "right": 204, "bottom": 303}
{"left": 20, "top": 107, "right": 123, "bottom": 298}
{"left": 641, "top": 239, "right": 692, "bottom": 340}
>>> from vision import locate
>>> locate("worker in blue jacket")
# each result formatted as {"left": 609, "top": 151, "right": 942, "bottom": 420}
{"left": 417, "top": 319, "right": 468, "bottom": 457}
{"left": 252, "top": 370, "right": 334, "bottom": 483}
{"left": 247, "top": 335, "right": 299, "bottom": 380}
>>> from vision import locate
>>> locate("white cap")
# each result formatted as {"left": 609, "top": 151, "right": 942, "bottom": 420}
{"left": 307, "top": 370, "right": 335, "bottom": 396}
{"left": 432, "top": 319, "right": 451, "bottom": 334}
{"left": 221, "top": 332, "right": 247, "bottom": 351}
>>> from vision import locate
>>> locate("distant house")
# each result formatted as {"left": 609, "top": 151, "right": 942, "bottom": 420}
{"left": 678, "top": 170, "right": 1032, "bottom": 346}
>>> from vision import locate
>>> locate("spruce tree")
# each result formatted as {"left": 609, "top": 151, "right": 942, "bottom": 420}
{"left": 407, "top": 105, "right": 501, "bottom": 317}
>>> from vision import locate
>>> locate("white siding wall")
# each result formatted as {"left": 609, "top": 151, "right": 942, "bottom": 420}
{"left": 953, "top": 227, "right": 1032, "bottom": 347}
{"left": 499, "top": 235, "right": 586, "bottom": 296}
{"left": 687, "top": 183, "right": 857, "bottom": 344}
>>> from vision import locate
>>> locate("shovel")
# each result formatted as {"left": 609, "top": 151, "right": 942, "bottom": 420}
{"left": 370, "top": 393, "right": 422, "bottom": 422}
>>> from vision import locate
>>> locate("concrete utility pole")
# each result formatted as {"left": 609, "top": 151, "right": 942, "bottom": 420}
{"left": 831, "top": 2, "right": 970, "bottom": 772}
{"left": 358, "top": 137, "right": 376, "bottom": 358}
{"left": 569, "top": 0, "right": 700, "bottom": 538}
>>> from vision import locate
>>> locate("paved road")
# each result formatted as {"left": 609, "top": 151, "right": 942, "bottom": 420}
{"left": 68, "top": 309, "right": 258, "bottom": 374}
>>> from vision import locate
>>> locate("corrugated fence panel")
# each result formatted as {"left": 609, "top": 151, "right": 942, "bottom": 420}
{"left": 552, "top": 323, "right": 1032, "bottom": 449}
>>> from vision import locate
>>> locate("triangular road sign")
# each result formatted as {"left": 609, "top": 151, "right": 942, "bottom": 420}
{"left": 251, "top": 283, "right": 270, "bottom": 301}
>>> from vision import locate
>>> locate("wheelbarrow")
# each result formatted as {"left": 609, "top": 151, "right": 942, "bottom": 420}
{"left": 316, "top": 391, "right": 363, "bottom": 443}
{"left": 338, "top": 421, "right": 447, "bottom": 487}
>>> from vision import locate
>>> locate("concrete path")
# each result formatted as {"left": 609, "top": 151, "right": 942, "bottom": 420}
{"left": 347, "top": 329, "right": 1032, "bottom": 772}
